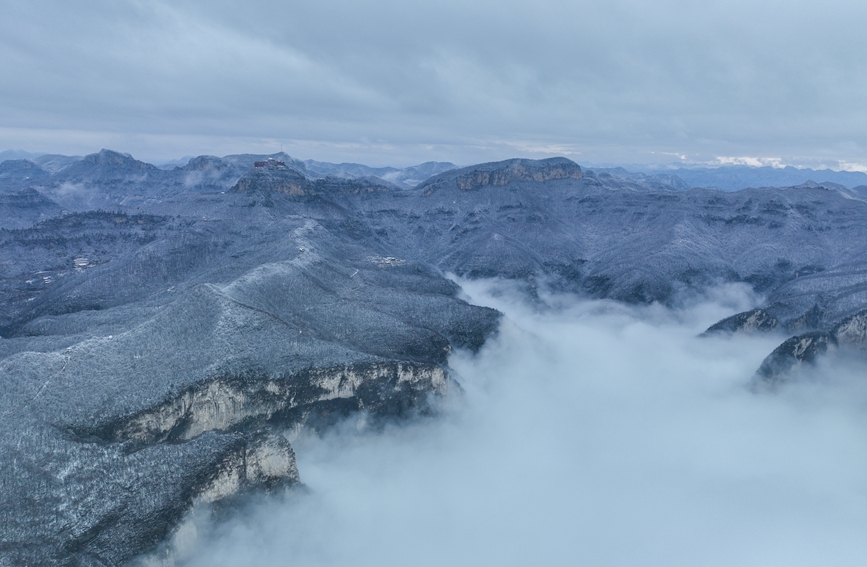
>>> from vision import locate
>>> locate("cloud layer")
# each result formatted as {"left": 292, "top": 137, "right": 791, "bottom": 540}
{"left": 150, "top": 281, "right": 867, "bottom": 567}
{"left": 2, "top": 0, "right": 867, "bottom": 165}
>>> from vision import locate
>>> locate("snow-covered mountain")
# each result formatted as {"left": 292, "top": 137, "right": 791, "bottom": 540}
{"left": 4, "top": 151, "right": 867, "bottom": 564}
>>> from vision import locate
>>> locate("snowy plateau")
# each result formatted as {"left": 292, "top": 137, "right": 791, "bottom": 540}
{"left": 3, "top": 150, "right": 867, "bottom": 564}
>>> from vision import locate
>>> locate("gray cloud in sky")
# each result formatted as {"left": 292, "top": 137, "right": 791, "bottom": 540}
{"left": 2, "top": 0, "right": 866, "bottom": 166}
{"left": 139, "top": 280, "right": 867, "bottom": 566}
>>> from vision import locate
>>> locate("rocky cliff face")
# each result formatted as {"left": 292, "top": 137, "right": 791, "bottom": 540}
{"left": 231, "top": 160, "right": 394, "bottom": 198}
{"left": 703, "top": 308, "right": 780, "bottom": 335}
{"left": 833, "top": 309, "right": 867, "bottom": 347}
{"left": 194, "top": 432, "right": 299, "bottom": 505}
{"left": 231, "top": 160, "right": 311, "bottom": 196}
{"left": 418, "top": 157, "right": 583, "bottom": 194}
{"left": 753, "top": 309, "right": 867, "bottom": 384}
{"left": 754, "top": 331, "right": 836, "bottom": 384}
{"left": 99, "top": 362, "right": 449, "bottom": 447}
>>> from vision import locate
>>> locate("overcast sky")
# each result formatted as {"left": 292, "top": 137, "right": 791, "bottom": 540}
{"left": 2, "top": 0, "right": 866, "bottom": 167}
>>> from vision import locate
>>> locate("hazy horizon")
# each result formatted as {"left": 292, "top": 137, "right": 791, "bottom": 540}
{"left": 6, "top": 147, "right": 867, "bottom": 176}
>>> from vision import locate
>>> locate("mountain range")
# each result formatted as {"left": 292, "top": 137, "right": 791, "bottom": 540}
{"left": 3, "top": 150, "right": 867, "bottom": 565}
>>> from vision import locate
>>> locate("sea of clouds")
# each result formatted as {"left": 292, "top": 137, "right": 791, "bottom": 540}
{"left": 150, "top": 279, "right": 867, "bottom": 567}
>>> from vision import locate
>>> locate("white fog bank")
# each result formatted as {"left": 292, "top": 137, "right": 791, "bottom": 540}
{"left": 171, "top": 281, "right": 867, "bottom": 567}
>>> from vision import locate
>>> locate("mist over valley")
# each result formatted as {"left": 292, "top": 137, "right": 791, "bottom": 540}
{"left": 146, "top": 280, "right": 867, "bottom": 567}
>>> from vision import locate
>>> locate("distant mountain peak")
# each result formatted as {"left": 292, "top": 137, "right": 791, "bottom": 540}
{"left": 81, "top": 149, "right": 156, "bottom": 170}
{"left": 418, "top": 157, "right": 582, "bottom": 194}
{"left": 182, "top": 155, "right": 231, "bottom": 171}
{"left": 222, "top": 151, "right": 306, "bottom": 172}
{"left": 232, "top": 162, "right": 310, "bottom": 196}
{"left": 230, "top": 162, "right": 397, "bottom": 198}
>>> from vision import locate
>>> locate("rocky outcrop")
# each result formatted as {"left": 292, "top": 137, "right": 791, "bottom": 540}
{"left": 231, "top": 160, "right": 311, "bottom": 196}
{"left": 832, "top": 309, "right": 867, "bottom": 348}
{"left": 755, "top": 331, "right": 836, "bottom": 383}
{"left": 704, "top": 303, "right": 829, "bottom": 339}
{"left": 231, "top": 161, "right": 392, "bottom": 198}
{"left": 194, "top": 431, "right": 299, "bottom": 505}
{"left": 418, "top": 157, "right": 583, "bottom": 195}
{"left": 97, "top": 362, "right": 449, "bottom": 446}
{"left": 703, "top": 308, "right": 780, "bottom": 335}
{"left": 754, "top": 309, "right": 867, "bottom": 384}
{"left": 184, "top": 155, "right": 234, "bottom": 172}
